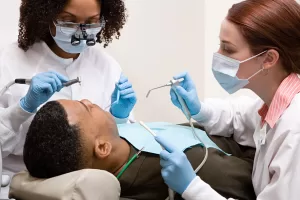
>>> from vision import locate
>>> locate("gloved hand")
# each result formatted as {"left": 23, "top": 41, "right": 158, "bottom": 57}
{"left": 170, "top": 72, "right": 201, "bottom": 116}
{"left": 155, "top": 135, "right": 196, "bottom": 195}
{"left": 20, "top": 71, "right": 68, "bottom": 113}
{"left": 110, "top": 75, "right": 137, "bottom": 119}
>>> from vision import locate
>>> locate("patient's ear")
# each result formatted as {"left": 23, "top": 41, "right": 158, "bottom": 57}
{"left": 94, "top": 139, "right": 112, "bottom": 159}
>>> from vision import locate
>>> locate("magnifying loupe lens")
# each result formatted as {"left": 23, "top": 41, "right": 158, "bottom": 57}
{"left": 71, "top": 35, "right": 81, "bottom": 46}
{"left": 86, "top": 39, "right": 96, "bottom": 46}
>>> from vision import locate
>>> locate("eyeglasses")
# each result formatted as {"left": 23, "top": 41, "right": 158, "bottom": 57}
{"left": 53, "top": 17, "right": 106, "bottom": 35}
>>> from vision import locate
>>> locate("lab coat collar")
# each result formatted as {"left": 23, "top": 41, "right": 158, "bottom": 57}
{"left": 39, "top": 41, "right": 86, "bottom": 67}
{"left": 258, "top": 73, "right": 300, "bottom": 128}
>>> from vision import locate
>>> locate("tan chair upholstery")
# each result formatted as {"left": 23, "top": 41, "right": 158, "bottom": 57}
{"left": 9, "top": 169, "right": 121, "bottom": 200}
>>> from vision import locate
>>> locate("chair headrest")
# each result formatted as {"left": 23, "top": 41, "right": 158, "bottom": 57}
{"left": 9, "top": 169, "right": 121, "bottom": 200}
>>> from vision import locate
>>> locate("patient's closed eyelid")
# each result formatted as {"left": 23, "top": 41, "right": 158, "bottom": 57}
{"left": 78, "top": 101, "right": 90, "bottom": 112}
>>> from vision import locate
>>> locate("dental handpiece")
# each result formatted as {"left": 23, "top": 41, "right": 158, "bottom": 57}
{"left": 14, "top": 77, "right": 81, "bottom": 87}
{"left": 63, "top": 77, "right": 81, "bottom": 87}
{"left": 0, "top": 77, "right": 81, "bottom": 96}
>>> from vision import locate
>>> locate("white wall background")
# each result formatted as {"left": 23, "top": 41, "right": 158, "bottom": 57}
{"left": 105, "top": 0, "right": 205, "bottom": 123}
{"left": 0, "top": 0, "right": 267, "bottom": 122}
{"left": 0, "top": 1, "right": 20, "bottom": 47}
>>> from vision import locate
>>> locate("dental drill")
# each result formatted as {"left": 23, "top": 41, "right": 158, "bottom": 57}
{"left": 146, "top": 78, "right": 209, "bottom": 200}
{"left": 0, "top": 77, "right": 81, "bottom": 96}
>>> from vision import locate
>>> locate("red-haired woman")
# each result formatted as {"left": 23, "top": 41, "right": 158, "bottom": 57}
{"left": 155, "top": 0, "right": 300, "bottom": 199}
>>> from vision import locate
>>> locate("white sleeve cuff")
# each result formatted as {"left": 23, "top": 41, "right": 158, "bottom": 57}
{"left": 182, "top": 176, "right": 227, "bottom": 200}
{"left": 113, "top": 111, "right": 136, "bottom": 124}
{"left": 191, "top": 103, "right": 212, "bottom": 123}
{"left": 114, "top": 116, "right": 129, "bottom": 124}
{"left": 0, "top": 102, "right": 34, "bottom": 132}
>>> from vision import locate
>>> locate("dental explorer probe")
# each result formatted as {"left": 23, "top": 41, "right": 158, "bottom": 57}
{"left": 0, "top": 77, "right": 81, "bottom": 96}
{"left": 146, "top": 78, "right": 184, "bottom": 98}
{"left": 146, "top": 78, "right": 192, "bottom": 125}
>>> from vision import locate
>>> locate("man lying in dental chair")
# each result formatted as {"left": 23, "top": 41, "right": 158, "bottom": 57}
{"left": 23, "top": 99, "right": 256, "bottom": 200}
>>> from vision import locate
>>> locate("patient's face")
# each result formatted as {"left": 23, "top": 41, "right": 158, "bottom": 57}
{"left": 58, "top": 99, "right": 118, "bottom": 141}
{"left": 56, "top": 99, "right": 123, "bottom": 171}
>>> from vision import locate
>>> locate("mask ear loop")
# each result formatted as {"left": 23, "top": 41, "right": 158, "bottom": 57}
{"left": 261, "top": 51, "right": 270, "bottom": 76}
{"left": 247, "top": 64, "right": 269, "bottom": 81}
{"left": 240, "top": 50, "right": 268, "bottom": 63}
{"left": 248, "top": 62, "right": 269, "bottom": 81}
{"left": 262, "top": 66, "right": 269, "bottom": 76}
{"left": 245, "top": 50, "right": 269, "bottom": 80}
{"left": 247, "top": 68, "right": 264, "bottom": 80}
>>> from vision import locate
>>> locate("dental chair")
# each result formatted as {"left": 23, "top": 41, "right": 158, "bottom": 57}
{"left": 0, "top": 148, "right": 130, "bottom": 200}
{"left": 7, "top": 170, "right": 137, "bottom": 200}
{"left": 8, "top": 169, "right": 124, "bottom": 200}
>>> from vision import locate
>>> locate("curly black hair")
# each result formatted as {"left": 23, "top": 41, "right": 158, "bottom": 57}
{"left": 23, "top": 101, "right": 85, "bottom": 178}
{"left": 18, "top": 0, "right": 127, "bottom": 51}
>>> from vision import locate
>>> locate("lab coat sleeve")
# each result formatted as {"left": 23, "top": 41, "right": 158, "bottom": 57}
{"left": 192, "top": 96, "right": 262, "bottom": 147}
{"left": 0, "top": 102, "right": 33, "bottom": 157}
{"left": 183, "top": 133, "right": 300, "bottom": 200}
{"left": 0, "top": 49, "right": 34, "bottom": 157}
{"left": 182, "top": 176, "right": 234, "bottom": 200}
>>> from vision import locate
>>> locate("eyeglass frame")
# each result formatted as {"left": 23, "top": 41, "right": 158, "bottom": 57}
{"left": 53, "top": 16, "right": 106, "bottom": 34}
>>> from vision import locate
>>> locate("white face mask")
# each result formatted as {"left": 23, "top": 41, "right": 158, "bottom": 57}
{"left": 212, "top": 50, "right": 267, "bottom": 94}
{"left": 51, "top": 25, "right": 101, "bottom": 54}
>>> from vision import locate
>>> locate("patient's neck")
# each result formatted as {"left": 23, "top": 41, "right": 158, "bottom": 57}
{"left": 106, "top": 138, "right": 131, "bottom": 175}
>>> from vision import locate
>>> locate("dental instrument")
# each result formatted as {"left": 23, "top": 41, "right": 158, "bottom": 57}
{"left": 105, "top": 83, "right": 120, "bottom": 110}
{"left": 62, "top": 77, "right": 81, "bottom": 87}
{"left": 139, "top": 121, "right": 166, "bottom": 151}
{"left": 0, "top": 77, "right": 81, "bottom": 96}
{"left": 146, "top": 78, "right": 209, "bottom": 199}
{"left": 116, "top": 147, "right": 145, "bottom": 179}
{"left": 147, "top": 79, "right": 194, "bottom": 133}
{"left": 146, "top": 78, "right": 184, "bottom": 98}
{"left": 139, "top": 121, "right": 157, "bottom": 137}
{"left": 168, "top": 80, "right": 208, "bottom": 172}
{"left": 138, "top": 121, "right": 174, "bottom": 200}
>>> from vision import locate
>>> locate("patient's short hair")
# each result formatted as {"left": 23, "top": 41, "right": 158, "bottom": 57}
{"left": 23, "top": 101, "right": 84, "bottom": 179}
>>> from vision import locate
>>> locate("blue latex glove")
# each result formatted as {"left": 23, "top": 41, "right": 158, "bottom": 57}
{"left": 110, "top": 75, "right": 137, "bottom": 119}
{"left": 155, "top": 135, "right": 196, "bottom": 195}
{"left": 20, "top": 71, "right": 68, "bottom": 113}
{"left": 170, "top": 72, "right": 201, "bottom": 116}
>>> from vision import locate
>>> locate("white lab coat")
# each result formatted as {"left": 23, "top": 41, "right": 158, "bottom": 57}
{"left": 182, "top": 95, "right": 300, "bottom": 200}
{"left": 0, "top": 41, "right": 134, "bottom": 174}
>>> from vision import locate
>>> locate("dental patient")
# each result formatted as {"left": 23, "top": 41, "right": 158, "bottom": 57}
{"left": 23, "top": 99, "right": 256, "bottom": 200}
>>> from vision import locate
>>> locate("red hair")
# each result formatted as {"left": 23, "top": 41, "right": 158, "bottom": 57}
{"left": 227, "top": 0, "right": 300, "bottom": 73}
